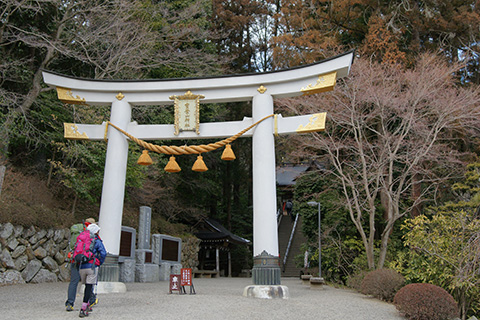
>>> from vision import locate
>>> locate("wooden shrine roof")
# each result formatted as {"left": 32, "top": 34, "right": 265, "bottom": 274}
{"left": 195, "top": 218, "right": 250, "bottom": 246}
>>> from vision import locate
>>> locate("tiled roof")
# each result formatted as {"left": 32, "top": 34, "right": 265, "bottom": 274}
{"left": 195, "top": 218, "right": 250, "bottom": 245}
{"left": 276, "top": 165, "right": 310, "bottom": 186}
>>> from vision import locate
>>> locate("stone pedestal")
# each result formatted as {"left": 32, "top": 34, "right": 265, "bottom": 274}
{"left": 159, "top": 262, "right": 172, "bottom": 281}
{"left": 119, "top": 258, "right": 135, "bottom": 283}
{"left": 251, "top": 251, "right": 281, "bottom": 285}
{"left": 310, "top": 277, "right": 325, "bottom": 289}
{"left": 136, "top": 249, "right": 153, "bottom": 264}
{"left": 159, "top": 262, "right": 182, "bottom": 281}
{"left": 301, "top": 274, "right": 312, "bottom": 285}
{"left": 135, "top": 263, "right": 160, "bottom": 282}
{"left": 172, "top": 263, "right": 182, "bottom": 275}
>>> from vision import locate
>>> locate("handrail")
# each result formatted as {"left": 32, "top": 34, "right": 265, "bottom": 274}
{"left": 282, "top": 213, "right": 299, "bottom": 272}
{"left": 277, "top": 209, "right": 283, "bottom": 228}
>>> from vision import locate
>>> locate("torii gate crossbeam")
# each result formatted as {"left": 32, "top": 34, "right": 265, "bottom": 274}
{"left": 42, "top": 51, "right": 354, "bottom": 291}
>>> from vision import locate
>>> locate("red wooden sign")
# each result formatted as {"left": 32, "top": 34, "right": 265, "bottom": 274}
{"left": 180, "top": 268, "right": 192, "bottom": 286}
{"left": 169, "top": 274, "right": 181, "bottom": 293}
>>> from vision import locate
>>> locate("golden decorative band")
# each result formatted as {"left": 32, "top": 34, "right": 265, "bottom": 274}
{"left": 64, "top": 123, "right": 89, "bottom": 140}
{"left": 104, "top": 122, "right": 109, "bottom": 142}
{"left": 57, "top": 87, "right": 87, "bottom": 105}
{"left": 296, "top": 113, "right": 327, "bottom": 133}
{"left": 301, "top": 72, "right": 337, "bottom": 96}
{"left": 274, "top": 114, "right": 278, "bottom": 136}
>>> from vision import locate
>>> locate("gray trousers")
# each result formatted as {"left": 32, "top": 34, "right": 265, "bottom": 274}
{"left": 65, "top": 263, "right": 80, "bottom": 306}
{"left": 65, "top": 264, "right": 96, "bottom": 306}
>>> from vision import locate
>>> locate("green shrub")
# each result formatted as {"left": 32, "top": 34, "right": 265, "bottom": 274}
{"left": 394, "top": 283, "right": 459, "bottom": 320}
{"left": 360, "top": 269, "right": 405, "bottom": 302}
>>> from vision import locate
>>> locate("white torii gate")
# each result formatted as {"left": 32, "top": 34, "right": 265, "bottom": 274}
{"left": 42, "top": 51, "right": 354, "bottom": 290}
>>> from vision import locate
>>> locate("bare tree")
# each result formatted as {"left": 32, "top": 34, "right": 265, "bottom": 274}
{"left": 0, "top": 0, "right": 221, "bottom": 157}
{"left": 279, "top": 54, "right": 480, "bottom": 269}
{"left": 1, "top": 0, "right": 219, "bottom": 110}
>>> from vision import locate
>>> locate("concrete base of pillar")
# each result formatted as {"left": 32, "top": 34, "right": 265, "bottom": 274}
{"left": 309, "top": 277, "right": 325, "bottom": 289}
{"left": 301, "top": 274, "right": 312, "bottom": 285}
{"left": 98, "top": 255, "right": 120, "bottom": 282}
{"left": 252, "top": 251, "right": 281, "bottom": 285}
{"left": 243, "top": 285, "right": 289, "bottom": 299}
{"left": 80, "top": 281, "right": 126, "bottom": 294}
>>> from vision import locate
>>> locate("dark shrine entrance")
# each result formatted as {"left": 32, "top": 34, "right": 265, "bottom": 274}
{"left": 195, "top": 218, "right": 250, "bottom": 277}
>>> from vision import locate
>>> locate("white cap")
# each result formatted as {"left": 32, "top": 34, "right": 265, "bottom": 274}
{"left": 87, "top": 223, "right": 101, "bottom": 235}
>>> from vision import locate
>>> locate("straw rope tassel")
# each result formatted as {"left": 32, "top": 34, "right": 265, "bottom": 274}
{"left": 221, "top": 144, "right": 236, "bottom": 160}
{"left": 137, "top": 150, "right": 153, "bottom": 165}
{"left": 165, "top": 156, "right": 181, "bottom": 172}
{"left": 192, "top": 155, "right": 208, "bottom": 172}
{"left": 106, "top": 114, "right": 275, "bottom": 156}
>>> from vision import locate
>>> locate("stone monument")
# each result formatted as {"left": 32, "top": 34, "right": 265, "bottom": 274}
{"left": 135, "top": 206, "right": 159, "bottom": 282}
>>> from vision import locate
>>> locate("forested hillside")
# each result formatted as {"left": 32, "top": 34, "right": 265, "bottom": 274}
{"left": 2, "top": 1, "right": 480, "bottom": 317}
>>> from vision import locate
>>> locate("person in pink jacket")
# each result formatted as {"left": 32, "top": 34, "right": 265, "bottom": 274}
{"left": 75, "top": 223, "right": 106, "bottom": 318}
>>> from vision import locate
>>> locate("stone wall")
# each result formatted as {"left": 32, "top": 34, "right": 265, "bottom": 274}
{"left": 0, "top": 222, "right": 70, "bottom": 286}
{"left": 181, "top": 235, "right": 201, "bottom": 270}
{"left": 0, "top": 222, "right": 202, "bottom": 286}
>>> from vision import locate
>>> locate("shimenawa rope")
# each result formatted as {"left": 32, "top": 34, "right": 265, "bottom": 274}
{"left": 106, "top": 114, "right": 275, "bottom": 155}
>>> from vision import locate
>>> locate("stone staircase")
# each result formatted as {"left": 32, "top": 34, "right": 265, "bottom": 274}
{"left": 278, "top": 213, "right": 307, "bottom": 278}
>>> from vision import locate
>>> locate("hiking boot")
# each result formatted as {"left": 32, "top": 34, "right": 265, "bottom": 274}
{"left": 79, "top": 308, "right": 89, "bottom": 318}
{"left": 66, "top": 304, "right": 74, "bottom": 312}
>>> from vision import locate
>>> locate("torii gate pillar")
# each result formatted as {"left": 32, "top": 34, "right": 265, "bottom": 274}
{"left": 98, "top": 98, "right": 131, "bottom": 264}
{"left": 251, "top": 93, "right": 282, "bottom": 284}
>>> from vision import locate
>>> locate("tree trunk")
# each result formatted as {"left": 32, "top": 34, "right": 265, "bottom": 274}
{"left": 17, "top": 23, "right": 58, "bottom": 114}
{"left": 71, "top": 193, "right": 78, "bottom": 216}
{"left": 47, "top": 152, "right": 55, "bottom": 187}
{"left": 349, "top": 195, "right": 376, "bottom": 269}
{"left": 366, "top": 240, "right": 375, "bottom": 269}
{"left": 381, "top": 188, "right": 389, "bottom": 221}
{"left": 411, "top": 173, "right": 422, "bottom": 217}
{"left": 0, "top": 165, "right": 6, "bottom": 197}
{"left": 356, "top": 221, "right": 375, "bottom": 269}
{"left": 379, "top": 190, "right": 394, "bottom": 268}
{"left": 378, "top": 223, "right": 393, "bottom": 269}
{"left": 455, "top": 288, "right": 467, "bottom": 320}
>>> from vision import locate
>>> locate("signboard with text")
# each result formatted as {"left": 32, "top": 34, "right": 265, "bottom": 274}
{"left": 181, "top": 268, "right": 192, "bottom": 286}
{"left": 169, "top": 270, "right": 195, "bottom": 294}
{"left": 169, "top": 274, "right": 180, "bottom": 294}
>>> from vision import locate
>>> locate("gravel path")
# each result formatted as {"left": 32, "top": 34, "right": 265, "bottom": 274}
{"left": 0, "top": 277, "right": 405, "bottom": 320}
